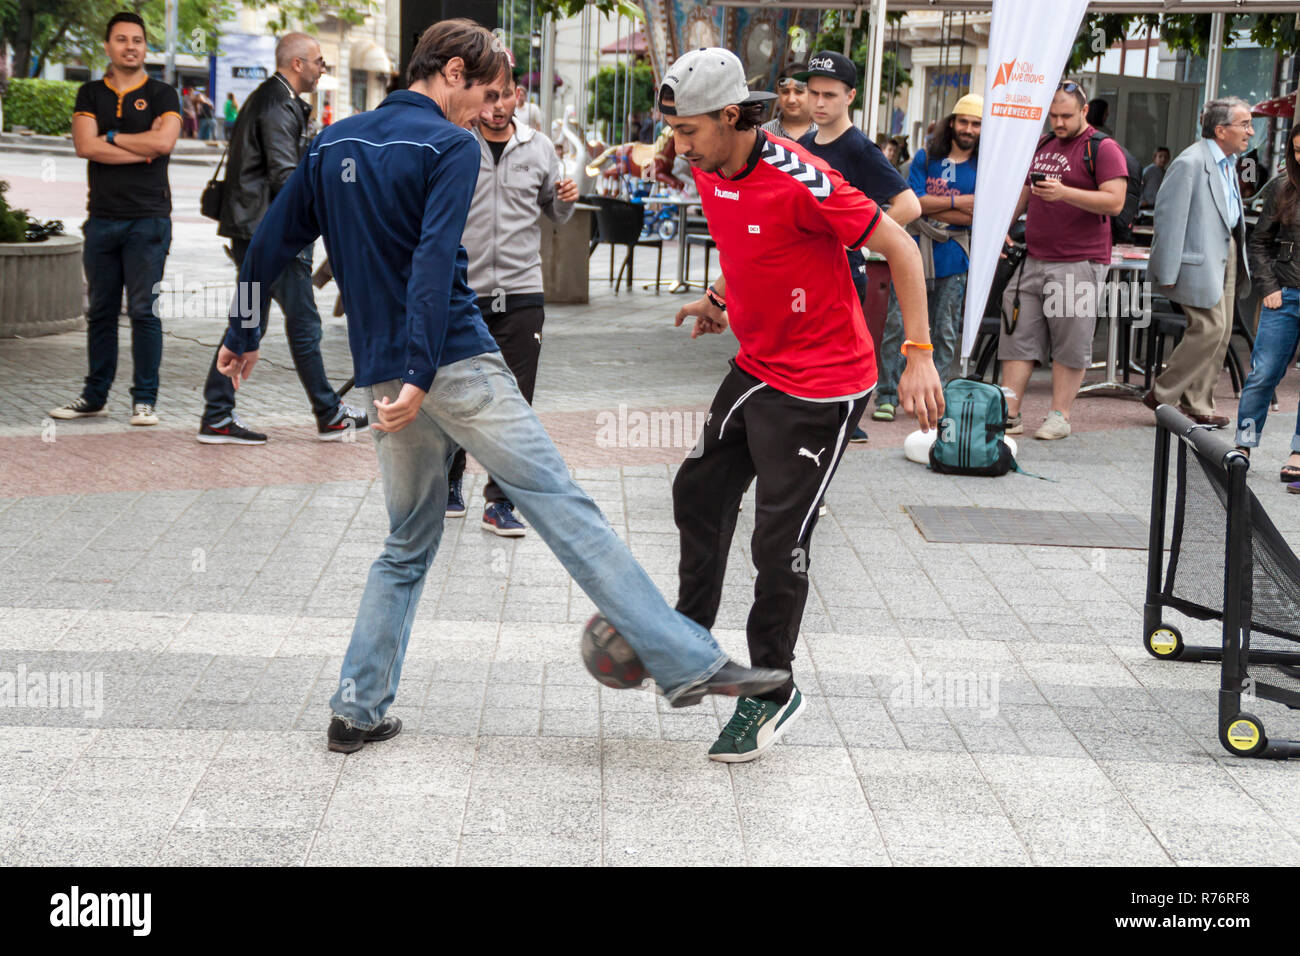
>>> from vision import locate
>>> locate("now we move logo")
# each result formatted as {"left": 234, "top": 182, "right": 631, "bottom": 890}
{"left": 990, "top": 58, "right": 1048, "bottom": 121}
{"left": 991, "top": 59, "right": 1046, "bottom": 88}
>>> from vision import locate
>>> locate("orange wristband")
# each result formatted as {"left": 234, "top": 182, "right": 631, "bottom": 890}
{"left": 901, "top": 340, "right": 934, "bottom": 356}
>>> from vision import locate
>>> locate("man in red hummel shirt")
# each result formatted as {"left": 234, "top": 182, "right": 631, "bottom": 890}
{"left": 661, "top": 48, "right": 943, "bottom": 763}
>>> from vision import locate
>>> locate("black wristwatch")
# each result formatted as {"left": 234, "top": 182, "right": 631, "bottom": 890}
{"left": 706, "top": 287, "right": 726, "bottom": 311}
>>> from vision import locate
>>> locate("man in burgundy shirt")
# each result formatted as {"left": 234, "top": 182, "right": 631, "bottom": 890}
{"left": 999, "top": 80, "right": 1127, "bottom": 440}
{"left": 660, "top": 48, "right": 943, "bottom": 763}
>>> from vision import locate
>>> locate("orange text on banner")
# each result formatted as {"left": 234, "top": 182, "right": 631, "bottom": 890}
{"left": 991, "top": 103, "right": 1042, "bottom": 120}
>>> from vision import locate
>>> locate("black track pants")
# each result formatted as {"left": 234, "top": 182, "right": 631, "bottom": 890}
{"left": 673, "top": 360, "right": 868, "bottom": 703}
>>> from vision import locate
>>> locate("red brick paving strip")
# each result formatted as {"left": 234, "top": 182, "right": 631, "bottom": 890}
{"left": 0, "top": 375, "right": 1270, "bottom": 498}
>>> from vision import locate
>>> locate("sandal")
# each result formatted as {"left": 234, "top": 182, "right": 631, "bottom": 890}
{"left": 1281, "top": 459, "right": 1300, "bottom": 483}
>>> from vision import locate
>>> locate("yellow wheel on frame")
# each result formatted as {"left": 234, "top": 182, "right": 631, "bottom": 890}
{"left": 1221, "top": 714, "right": 1266, "bottom": 757}
{"left": 1145, "top": 625, "right": 1183, "bottom": 659}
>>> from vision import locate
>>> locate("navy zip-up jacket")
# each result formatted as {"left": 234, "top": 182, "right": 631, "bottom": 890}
{"left": 224, "top": 90, "right": 498, "bottom": 391}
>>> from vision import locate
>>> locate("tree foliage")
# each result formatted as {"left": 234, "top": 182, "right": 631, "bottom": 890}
{"left": 0, "top": 0, "right": 377, "bottom": 79}
{"left": 586, "top": 61, "right": 654, "bottom": 133}
{"left": 1067, "top": 12, "right": 1299, "bottom": 75}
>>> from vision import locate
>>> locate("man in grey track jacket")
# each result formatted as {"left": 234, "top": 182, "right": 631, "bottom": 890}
{"left": 448, "top": 65, "right": 579, "bottom": 536}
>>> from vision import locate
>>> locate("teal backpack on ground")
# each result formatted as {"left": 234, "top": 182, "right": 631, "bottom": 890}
{"left": 928, "top": 378, "right": 1015, "bottom": 477}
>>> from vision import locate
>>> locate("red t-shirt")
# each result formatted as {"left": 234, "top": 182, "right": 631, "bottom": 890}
{"left": 692, "top": 131, "right": 883, "bottom": 398}
{"left": 1025, "top": 126, "right": 1128, "bottom": 264}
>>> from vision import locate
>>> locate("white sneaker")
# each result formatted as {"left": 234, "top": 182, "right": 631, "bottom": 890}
{"left": 1033, "top": 410, "right": 1071, "bottom": 440}
{"left": 130, "top": 403, "right": 159, "bottom": 426}
{"left": 1005, "top": 413, "right": 1023, "bottom": 435}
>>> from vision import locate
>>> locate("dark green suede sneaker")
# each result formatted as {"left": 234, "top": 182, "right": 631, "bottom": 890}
{"left": 707, "top": 687, "right": 805, "bottom": 763}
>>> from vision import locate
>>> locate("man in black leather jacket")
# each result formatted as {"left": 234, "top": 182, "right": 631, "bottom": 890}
{"left": 198, "top": 32, "right": 368, "bottom": 444}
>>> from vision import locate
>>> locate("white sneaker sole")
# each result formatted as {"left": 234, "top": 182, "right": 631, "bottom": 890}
{"left": 481, "top": 520, "right": 526, "bottom": 537}
{"left": 196, "top": 433, "right": 266, "bottom": 445}
{"left": 708, "top": 692, "right": 806, "bottom": 763}
{"left": 317, "top": 423, "right": 370, "bottom": 442}
{"left": 445, "top": 507, "right": 467, "bottom": 519}
{"left": 49, "top": 409, "right": 107, "bottom": 420}
{"left": 130, "top": 416, "right": 158, "bottom": 426}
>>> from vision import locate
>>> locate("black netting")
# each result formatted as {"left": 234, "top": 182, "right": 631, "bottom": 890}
{"left": 1166, "top": 441, "right": 1300, "bottom": 668}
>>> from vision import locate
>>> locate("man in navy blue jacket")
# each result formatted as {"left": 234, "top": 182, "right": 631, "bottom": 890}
{"left": 217, "top": 19, "right": 787, "bottom": 753}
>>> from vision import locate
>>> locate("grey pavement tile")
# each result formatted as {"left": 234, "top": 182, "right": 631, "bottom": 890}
{"left": 540, "top": 710, "right": 599, "bottom": 738}
{"left": 3, "top": 825, "right": 170, "bottom": 866}
{"left": 177, "top": 787, "right": 332, "bottom": 830}
{"left": 479, "top": 709, "right": 541, "bottom": 736}
{"left": 309, "top": 827, "right": 459, "bottom": 866}
{"left": 458, "top": 833, "right": 600, "bottom": 866}
{"left": 873, "top": 811, "right": 1031, "bottom": 866}
{"left": 34, "top": 787, "right": 191, "bottom": 830}
{"left": 157, "top": 827, "right": 315, "bottom": 866}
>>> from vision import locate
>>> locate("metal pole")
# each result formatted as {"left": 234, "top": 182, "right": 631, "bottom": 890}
{"left": 865, "top": 0, "right": 887, "bottom": 136}
{"left": 579, "top": 3, "right": 590, "bottom": 130}
{"left": 540, "top": 12, "right": 555, "bottom": 136}
{"left": 165, "top": 0, "right": 177, "bottom": 87}
{"left": 1206, "top": 11, "right": 1225, "bottom": 101}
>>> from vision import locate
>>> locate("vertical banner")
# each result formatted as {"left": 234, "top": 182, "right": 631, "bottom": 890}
{"left": 961, "top": 0, "right": 1089, "bottom": 362}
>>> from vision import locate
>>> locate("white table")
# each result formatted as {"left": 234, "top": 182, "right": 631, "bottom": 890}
{"left": 635, "top": 194, "right": 703, "bottom": 293}
{"left": 1078, "top": 249, "right": 1149, "bottom": 397}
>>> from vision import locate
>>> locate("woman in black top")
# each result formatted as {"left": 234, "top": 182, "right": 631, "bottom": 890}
{"left": 1235, "top": 125, "right": 1300, "bottom": 486}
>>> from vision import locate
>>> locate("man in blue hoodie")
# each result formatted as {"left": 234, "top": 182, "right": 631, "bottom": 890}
{"left": 216, "top": 19, "right": 786, "bottom": 753}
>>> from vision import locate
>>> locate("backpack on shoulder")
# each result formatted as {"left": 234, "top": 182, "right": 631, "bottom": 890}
{"left": 1034, "top": 130, "right": 1142, "bottom": 243}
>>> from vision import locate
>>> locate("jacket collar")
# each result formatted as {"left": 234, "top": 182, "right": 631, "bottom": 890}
{"left": 379, "top": 90, "right": 449, "bottom": 121}
{"left": 474, "top": 120, "right": 535, "bottom": 153}
{"left": 718, "top": 129, "right": 765, "bottom": 182}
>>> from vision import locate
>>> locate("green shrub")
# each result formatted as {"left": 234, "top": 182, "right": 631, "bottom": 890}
{"left": 0, "top": 181, "right": 30, "bottom": 243}
{"left": 3, "top": 78, "right": 80, "bottom": 135}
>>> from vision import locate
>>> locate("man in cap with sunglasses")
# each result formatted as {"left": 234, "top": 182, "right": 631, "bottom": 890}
{"left": 761, "top": 63, "right": 817, "bottom": 143}
{"left": 660, "top": 47, "right": 943, "bottom": 763}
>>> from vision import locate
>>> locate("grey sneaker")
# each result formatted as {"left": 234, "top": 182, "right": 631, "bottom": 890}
{"left": 50, "top": 396, "right": 106, "bottom": 420}
{"left": 1005, "top": 412, "right": 1023, "bottom": 435}
{"left": 130, "top": 403, "right": 158, "bottom": 426}
{"left": 1034, "top": 410, "right": 1071, "bottom": 440}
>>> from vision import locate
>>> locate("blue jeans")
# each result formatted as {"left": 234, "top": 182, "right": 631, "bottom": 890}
{"left": 1236, "top": 286, "right": 1300, "bottom": 451}
{"left": 875, "top": 272, "right": 966, "bottom": 406}
{"left": 328, "top": 351, "right": 728, "bottom": 727}
{"left": 81, "top": 216, "right": 171, "bottom": 406}
{"left": 202, "top": 239, "right": 339, "bottom": 425}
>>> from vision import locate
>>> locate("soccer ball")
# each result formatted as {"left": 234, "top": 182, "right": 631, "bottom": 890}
{"left": 580, "top": 614, "right": 647, "bottom": 689}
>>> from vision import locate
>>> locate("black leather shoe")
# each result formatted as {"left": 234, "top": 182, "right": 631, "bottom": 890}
{"left": 669, "top": 660, "right": 791, "bottom": 709}
{"left": 327, "top": 715, "right": 402, "bottom": 753}
{"left": 1141, "top": 390, "right": 1159, "bottom": 412}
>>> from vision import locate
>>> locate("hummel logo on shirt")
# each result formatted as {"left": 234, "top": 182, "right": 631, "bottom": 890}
{"left": 760, "top": 139, "right": 832, "bottom": 200}
{"left": 714, "top": 186, "right": 740, "bottom": 200}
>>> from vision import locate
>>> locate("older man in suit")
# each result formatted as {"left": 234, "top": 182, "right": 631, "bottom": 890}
{"left": 1145, "top": 97, "right": 1254, "bottom": 427}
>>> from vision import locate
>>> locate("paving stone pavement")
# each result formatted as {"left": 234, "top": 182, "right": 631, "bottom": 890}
{"left": 4, "top": 151, "right": 1300, "bottom": 866}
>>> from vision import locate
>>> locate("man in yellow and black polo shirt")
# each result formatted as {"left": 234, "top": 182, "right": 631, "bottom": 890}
{"left": 52, "top": 11, "right": 181, "bottom": 427}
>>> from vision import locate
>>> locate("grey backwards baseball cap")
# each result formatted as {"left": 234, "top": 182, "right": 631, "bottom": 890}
{"left": 658, "top": 48, "right": 776, "bottom": 117}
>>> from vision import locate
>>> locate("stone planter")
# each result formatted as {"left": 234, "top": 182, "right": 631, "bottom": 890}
{"left": 0, "top": 234, "right": 85, "bottom": 337}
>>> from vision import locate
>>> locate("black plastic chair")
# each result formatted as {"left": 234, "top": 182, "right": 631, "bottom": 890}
{"left": 1137, "top": 299, "right": 1248, "bottom": 397}
{"left": 591, "top": 197, "right": 663, "bottom": 294}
